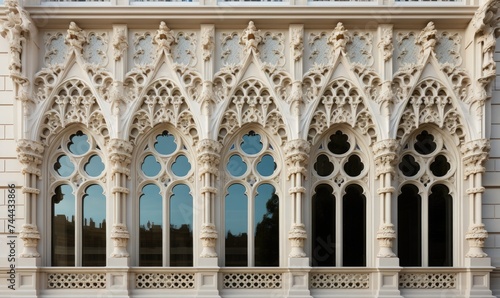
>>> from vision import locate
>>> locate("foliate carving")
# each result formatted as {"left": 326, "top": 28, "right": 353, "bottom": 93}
{"left": 48, "top": 273, "right": 106, "bottom": 289}
{"left": 441, "top": 65, "right": 471, "bottom": 103}
{"left": 0, "top": 0, "right": 31, "bottom": 84}
{"left": 223, "top": 273, "right": 282, "bottom": 289}
{"left": 200, "top": 224, "right": 218, "bottom": 258}
{"left": 16, "top": 139, "right": 44, "bottom": 176}
{"left": 83, "top": 32, "right": 108, "bottom": 67}
{"left": 65, "top": 22, "right": 87, "bottom": 53}
{"left": 376, "top": 224, "right": 396, "bottom": 258}
{"left": 133, "top": 32, "right": 155, "bottom": 66}
{"left": 110, "top": 224, "right": 129, "bottom": 258}
{"left": 284, "top": 139, "right": 310, "bottom": 178}
{"left": 87, "top": 64, "right": 114, "bottom": 103}
{"left": 197, "top": 139, "right": 222, "bottom": 177}
{"left": 108, "top": 138, "right": 133, "bottom": 176}
{"left": 328, "top": 22, "right": 351, "bottom": 54}
{"left": 416, "top": 22, "right": 437, "bottom": 60}
{"left": 258, "top": 31, "right": 285, "bottom": 68}
{"left": 19, "top": 224, "right": 41, "bottom": 258}
{"left": 124, "top": 65, "right": 155, "bottom": 102}
{"left": 310, "top": 273, "right": 369, "bottom": 289}
{"left": 44, "top": 32, "right": 68, "bottom": 66}
{"left": 239, "top": 21, "right": 263, "bottom": 55}
{"left": 40, "top": 80, "right": 109, "bottom": 146}
{"left": 392, "top": 65, "right": 420, "bottom": 103}
{"left": 201, "top": 26, "right": 214, "bottom": 61}
{"left": 153, "top": 21, "right": 176, "bottom": 53}
{"left": 213, "top": 64, "right": 239, "bottom": 102}
{"left": 129, "top": 79, "right": 198, "bottom": 145}
{"left": 472, "top": 0, "right": 500, "bottom": 79}
{"left": 399, "top": 273, "right": 456, "bottom": 289}
{"left": 306, "top": 32, "right": 329, "bottom": 68}
{"left": 378, "top": 28, "right": 393, "bottom": 62}
{"left": 265, "top": 68, "right": 293, "bottom": 103}
{"left": 461, "top": 139, "right": 490, "bottom": 178}
{"left": 307, "top": 79, "right": 375, "bottom": 144}
{"left": 220, "top": 32, "right": 241, "bottom": 65}
{"left": 352, "top": 65, "right": 381, "bottom": 102}
{"left": 288, "top": 81, "right": 303, "bottom": 116}
{"left": 288, "top": 224, "right": 307, "bottom": 258}
{"left": 373, "top": 139, "right": 399, "bottom": 177}
{"left": 218, "top": 79, "right": 287, "bottom": 145}
{"left": 113, "top": 27, "right": 128, "bottom": 61}
{"left": 172, "top": 31, "right": 197, "bottom": 67}
{"left": 303, "top": 65, "right": 329, "bottom": 102}
{"left": 395, "top": 32, "right": 418, "bottom": 69}
{"left": 396, "top": 79, "right": 464, "bottom": 143}
{"left": 346, "top": 31, "right": 373, "bottom": 67}
{"left": 176, "top": 65, "right": 203, "bottom": 102}
{"left": 34, "top": 65, "right": 64, "bottom": 103}
{"left": 466, "top": 224, "right": 489, "bottom": 258}
{"left": 290, "top": 26, "right": 303, "bottom": 61}
{"left": 136, "top": 273, "right": 195, "bottom": 289}
{"left": 436, "top": 32, "right": 462, "bottom": 66}
{"left": 198, "top": 81, "right": 215, "bottom": 116}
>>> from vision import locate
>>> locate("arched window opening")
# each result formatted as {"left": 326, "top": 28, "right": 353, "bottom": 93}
{"left": 343, "top": 184, "right": 366, "bottom": 267}
{"left": 428, "top": 184, "right": 453, "bottom": 267}
{"left": 398, "top": 184, "right": 422, "bottom": 266}
{"left": 312, "top": 184, "right": 335, "bottom": 267}
{"left": 223, "top": 130, "right": 280, "bottom": 267}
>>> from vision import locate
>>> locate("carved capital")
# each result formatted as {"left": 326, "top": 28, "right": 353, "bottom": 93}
{"left": 197, "top": 139, "right": 222, "bottom": 177}
{"left": 65, "top": 22, "right": 87, "bottom": 53}
{"left": 284, "top": 139, "right": 310, "bottom": 178}
{"left": 376, "top": 224, "right": 396, "bottom": 258}
{"left": 461, "top": 139, "right": 490, "bottom": 178}
{"left": 373, "top": 139, "right": 399, "bottom": 177}
{"left": 200, "top": 224, "right": 218, "bottom": 258}
{"left": 108, "top": 138, "right": 133, "bottom": 176}
{"left": 466, "top": 224, "right": 489, "bottom": 258}
{"left": 16, "top": 139, "right": 44, "bottom": 177}
{"left": 288, "top": 224, "right": 307, "bottom": 258}
{"left": 19, "top": 224, "right": 40, "bottom": 258}
{"left": 110, "top": 224, "right": 129, "bottom": 258}
{"left": 240, "top": 21, "right": 262, "bottom": 55}
{"left": 153, "top": 21, "right": 175, "bottom": 53}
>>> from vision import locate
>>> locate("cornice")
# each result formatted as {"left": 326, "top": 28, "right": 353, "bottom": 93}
{"left": 23, "top": 6, "right": 478, "bottom": 29}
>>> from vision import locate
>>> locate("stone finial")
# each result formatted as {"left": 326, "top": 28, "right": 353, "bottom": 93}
{"left": 328, "top": 22, "right": 351, "bottom": 53}
{"left": 153, "top": 21, "right": 175, "bottom": 52}
{"left": 65, "top": 22, "right": 87, "bottom": 52}
{"left": 240, "top": 21, "right": 263, "bottom": 54}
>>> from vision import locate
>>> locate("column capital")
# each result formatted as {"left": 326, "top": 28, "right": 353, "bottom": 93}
{"left": 16, "top": 139, "right": 44, "bottom": 176}
{"left": 376, "top": 224, "right": 396, "bottom": 258}
{"left": 197, "top": 138, "right": 222, "bottom": 177}
{"left": 462, "top": 139, "right": 490, "bottom": 178}
{"left": 284, "top": 139, "right": 310, "bottom": 177}
{"left": 200, "top": 224, "right": 218, "bottom": 258}
{"left": 288, "top": 223, "right": 307, "bottom": 258}
{"left": 373, "top": 139, "right": 399, "bottom": 177}
{"left": 107, "top": 138, "right": 133, "bottom": 176}
{"left": 19, "top": 224, "right": 40, "bottom": 258}
{"left": 466, "top": 224, "right": 489, "bottom": 258}
{"left": 110, "top": 224, "right": 130, "bottom": 258}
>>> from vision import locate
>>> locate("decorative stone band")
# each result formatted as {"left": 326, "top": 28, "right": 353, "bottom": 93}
{"left": 399, "top": 273, "right": 456, "bottom": 289}
{"left": 223, "top": 273, "right": 282, "bottom": 289}
{"left": 136, "top": 273, "right": 195, "bottom": 289}
{"left": 48, "top": 273, "right": 106, "bottom": 289}
{"left": 310, "top": 273, "right": 370, "bottom": 289}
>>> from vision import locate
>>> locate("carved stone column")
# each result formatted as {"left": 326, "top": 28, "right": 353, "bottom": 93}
{"left": 108, "top": 139, "right": 133, "bottom": 262}
{"left": 462, "top": 139, "right": 490, "bottom": 258}
{"left": 197, "top": 139, "right": 222, "bottom": 259}
{"left": 373, "top": 139, "right": 399, "bottom": 258}
{"left": 16, "top": 139, "right": 44, "bottom": 259}
{"left": 284, "top": 139, "right": 310, "bottom": 258}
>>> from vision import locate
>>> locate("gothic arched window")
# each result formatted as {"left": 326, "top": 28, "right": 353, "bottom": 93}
{"left": 311, "top": 129, "right": 367, "bottom": 267}
{"left": 137, "top": 129, "right": 194, "bottom": 266}
{"left": 50, "top": 130, "right": 106, "bottom": 266}
{"left": 223, "top": 130, "right": 280, "bottom": 267}
{"left": 397, "top": 129, "right": 454, "bottom": 267}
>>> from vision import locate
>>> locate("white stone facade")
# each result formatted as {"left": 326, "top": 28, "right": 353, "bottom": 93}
{"left": 0, "top": 0, "right": 499, "bottom": 297}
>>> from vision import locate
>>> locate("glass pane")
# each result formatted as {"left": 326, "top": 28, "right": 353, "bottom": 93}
{"left": 52, "top": 184, "right": 75, "bottom": 266}
{"left": 312, "top": 184, "right": 336, "bottom": 267}
{"left": 342, "top": 184, "right": 366, "bottom": 266}
{"left": 254, "top": 184, "right": 279, "bottom": 266}
{"left": 314, "top": 154, "right": 334, "bottom": 177}
{"left": 170, "top": 184, "right": 193, "bottom": 266}
{"left": 240, "top": 131, "right": 263, "bottom": 155}
{"left": 414, "top": 130, "right": 436, "bottom": 155}
{"left": 430, "top": 155, "right": 451, "bottom": 177}
{"left": 139, "top": 184, "right": 163, "bottom": 266}
{"left": 84, "top": 155, "right": 105, "bottom": 177}
{"left": 82, "top": 184, "right": 106, "bottom": 266}
{"left": 171, "top": 155, "right": 191, "bottom": 177}
{"left": 225, "top": 183, "right": 248, "bottom": 266}
{"left": 154, "top": 131, "right": 177, "bottom": 155}
{"left": 398, "top": 184, "right": 422, "bottom": 266}
{"left": 256, "top": 154, "right": 276, "bottom": 177}
{"left": 327, "top": 130, "right": 350, "bottom": 155}
{"left": 141, "top": 155, "right": 161, "bottom": 177}
{"left": 399, "top": 154, "right": 420, "bottom": 177}
{"left": 68, "top": 131, "right": 90, "bottom": 155}
{"left": 344, "top": 154, "right": 364, "bottom": 177}
{"left": 429, "top": 184, "right": 453, "bottom": 266}
{"left": 227, "top": 154, "right": 247, "bottom": 177}
{"left": 54, "top": 155, "right": 75, "bottom": 177}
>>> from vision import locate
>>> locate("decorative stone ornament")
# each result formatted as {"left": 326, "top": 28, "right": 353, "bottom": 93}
{"left": 288, "top": 224, "right": 307, "bottom": 258}
{"left": 65, "top": 22, "right": 87, "bottom": 53}
{"left": 378, "top": 27, "right": 393, "bottom": 62}
{"left": 466, "top": 224, "right": 489, "bottom": 258}
{"left": 328, "top": 22, "right": 351, "bottom": 54}
{"left": 201, "top": 26, "right": 215, "bottom": 61}
{"left": 110, "top": 224, "right": 130, "bottom": 258}
{"left": 376, "top": 224, "right": 396, "bottom": 258}
{"left": 113, "top": 27, "right": 128, "bottom": 61}
{"left": 239, "top": 21, "right": 263, "bottom": 55}
{"left": 153, "top": 21, "right": 175, "bottom": 53}
{"left": 19, "top": 224, "right": 41, "bottom": 258}
{"left": 290, "top": 26, "right": 303, "bottom": 62}
{"left": 416, "top": 21, "right": 437, "bottom": 55}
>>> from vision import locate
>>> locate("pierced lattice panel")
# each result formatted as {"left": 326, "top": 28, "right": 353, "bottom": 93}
{"left": 135, "top": 273, "right": 195, "bottom": 289}
{"left": 47, "top": 273, "right": 106, "bottom": 289}
{"left": 399, "top": 273, "right": 456, "bottom": 289}
{"left": 310, "top": 273, "right": 370, "bottom": 289}
{"left": 223, "top": 273, "right": 282, "bottom": 289}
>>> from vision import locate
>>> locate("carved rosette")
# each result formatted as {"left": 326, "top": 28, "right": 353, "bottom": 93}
{"left": 288, "top": 224, "right": 307, "bottom": 258}
{"left": 108, "top": 138, "right": 133, "bottom": 177}
{"left": 466, "top": 224, "right": 489, "bottom": 258}
{"left": 373, "top": 139, "right": 399, "bottom": 178}
{"left": 110, "top": 224, "right": 130, "bottom": 258}
{"left": 200, "top": 224, "right": 218, "bottom": 258}
{"left": 284, "top": 139, "right": 310, "bottom": 178}
{"left": 461, "top": 139, "right": 490, "bottom": 178}
{"left": 19, "top": 224, "right": 40, "bottom": 258}
{"left": 376, "top": 224, "right": 396, "bottom": 258}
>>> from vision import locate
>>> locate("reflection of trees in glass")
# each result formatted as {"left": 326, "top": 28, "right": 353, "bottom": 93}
{"left": 170, "top": 224, "right": 193, "bottom": 266}
{"left": 225, "top": 231, "right": 248, "bottom": 267}
{"left": 254, "top": 193, "right": 279, "bottom": 266}
{"left": 139, "top": 222, "right": 162, "bottom": 266}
